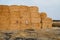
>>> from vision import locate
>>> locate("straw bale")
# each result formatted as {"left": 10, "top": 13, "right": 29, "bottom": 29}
{"left": 19, "top": 5, "right": 29, "bottom": 12}
{"left": 41, "top": 22, "right": 48, "bottom": 29}
{"left": 9, "top": 23, "right": 20, "bottom": 31}
{"left": 47, "top": 17, "right": 52, "bottom": 22}
{"left": 10, "top": 14, "right": 20, "bottom": 24}
{"left": 42, "top": 18, "right": 47, "bottom": 23}
{"left": 9, "top": 17, "right": 20, "bottom": 31}
{"left": 31, "top": 17, "right": 41, "bottom": 23}
{"left": 31, "top": 23, "right": 41, "bottom": 30}
{"left": 0, "top": 13, "right": 9, "bottom": 18}
{"left": 2, "top": 5, "right": 9, "bottom": 12}
{"left": 41, "top": 17, "right": 52, "bottom": 29}
{"left": 20, "top": 12, "right": 30, "bottom": 18}
{"left": 31, "top": 12, "right": 40, "bottom": 18}
{"left": 29, "top": 6, "right": 38, "bottom": 12}
{"left": 0, "top": 16, "right": 9, "bottom": 31}
{"left": 40, "top": 12, "right": 47, "bottom": 19}
{"left": 0, "top": 26, "right": 8, "bottom": 31}
{"left": 20, "top": 17, "right": 31, "bottom": 24}
{"left": 0, "top": 5, "right": 3, "bottom": 12}
{"left": 10, "top": 12, "right": 20, "bottom": 18}
{"left": 39, "top": 23, "right": 41, "bottom": 29}
{"left": 47, "top": 18, "right": 52, "bottom": 29}
{"left": 0, "top": 5, "right": 2, "bottom": 9}
{"left": 9, "top": 5, "right": 19, "bottom": 12}
{"left": 47, "top": 23, "right": 52, "bottom": 29}
{"left": 20, "top": 24, "right": 31, "bottom": 30}
{"left": 10, "top": 18, "right": 18, "bottom": 23}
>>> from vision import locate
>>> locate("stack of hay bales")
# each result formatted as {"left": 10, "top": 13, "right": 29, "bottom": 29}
{"left": 30, "top": 6, "right": 41, "bottom": 31}
{"left": 40, "top": 12, "right": 52, "bottom": 29}
{"left": 40, "top": 12, "right": 47, "bottom": 29}
{"left": 47, "top": 18, "right": 52, "bottom": 29}
{"left": 0, "top": 5, "right": 9, "bottom": 31}
{"left": 0, "top": 5, "right": 52, "bottom": 32}
{"left": 9, "top": 5, "right": 20, "bottom": 31}
{"left": 19, "top": 6, "right": 31, "bottom": 30}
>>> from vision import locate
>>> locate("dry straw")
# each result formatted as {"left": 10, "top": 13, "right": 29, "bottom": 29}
{"left": 31, "top": 17, "right": 41, "bottom": 23}
{"left": 9, "top": 5, "right": 19, "bottom": 12}
{"left": 29, "top": 6, "right": 38, "bottom": 12}
{"left": 31, "top": 12, "right": 40, "bottom": 18}
{"left": 40, "top": 12, "right": 47, "bottom": 20}
{"left": 20, "top": 17, "right": 31, "bottom": 24}
{"left": 31, "top": 23, "right": 41, "bottom": 30}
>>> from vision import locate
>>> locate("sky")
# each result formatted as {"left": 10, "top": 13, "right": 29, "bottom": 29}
{"left": 0, "top": 0, "right": 60, "bottom": 20}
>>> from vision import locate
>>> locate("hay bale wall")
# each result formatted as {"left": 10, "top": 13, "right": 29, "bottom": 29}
{"left": 0, "top": 5, "right": 52, "bottom": 31}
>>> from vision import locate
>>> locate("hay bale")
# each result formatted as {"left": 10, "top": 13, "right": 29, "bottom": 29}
{"left": 9, "top": 17, "right": 20, "bottom": 31}
{"left": 10, "top": 17, "right": 19, "bottom": 24}
{"left": 42, "top": 18, "right": 47, "bottom": 23}
{"left": 9, "top": 5, "right": 19, "bottom": 12}
{"left": 20, "top": 12, "right": 30, "bottom": 18}
{"left": 41, "top": 17, "right": 52, "bottom": 29}
{"left": 19, "top": 6, "right": 30, "bottom": 18}
{"left": 0, "top": 5, "right": 9, "bottom": 12}
{"left": 10, "top": 12, "right": 20, "bottom": 29}
{"left": 2, "top": 5, "right": 9, "bottom": 12}
{"left": 10, "top": 12, "right": 20, "bottom": 18}
{"left": 0, "top": 12, "right": 9, "bottom": 31}
{"left": 0, "top": 5, "right": 3, "bottom": 12}
{"left": 39, "top": 23, "right": 41, "bottom": 29}
{"left": 0, "top": 17, "right": 9, "bottom": 31}
{"left": 31, "top": 17, "right": 41, "bottom": 23}
{"left": 41, "top": 22, "right": 48, "bottom": 29}
{"left": 0, "top": 12, "right": 9, "bottom": 17}
{"left": 20, "top": 17, "right": 31, "bottom": 24}
{"left": 19, "top": 5, "right": 29, "bottom": 12}
{"left": 47, "top": 18, "right": 52, "bottom": 29}
{"left": 29, "top": 6, "right": 38, "bottom": 12}
{"left": 20, "top": 24, "right": 31, "bottom": 30}
{"left": 31, "top": 23, "right": 41, "bottom": 30}
{"left": 10, "top": 11, "right": 20, "bottom": 25}
{"left": 40, "top": 12, "right": 47, "bottom": 20}
{"left": 41, "top": 18, "right": 49, "bottom": 29}
{"left": 9, "top": 23, "right": 20, "bottom": 31}
{"left": 31, "top": 12, "right": 40, "bottom": 18}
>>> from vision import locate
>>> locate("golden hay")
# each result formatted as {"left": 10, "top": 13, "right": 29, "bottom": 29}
{"left": 41, "top": 22, "right": 48, "bottom": 29}
{"left": 0, "top": 12, "right": 9, "bottom": 17}
{"left": 19, "top": 5, "right": 29, "bottom": 12}
{"left": 20, "top": 24, "right": 31, "bottom": 30}
{"left": 0, "top": 5, "right": 53, "bottom": 31}
{"left": 31, "top": 12, "right": 40, "bottom": 18}
{"left": 20, "top": 12, "right": 30, "bottom": 18}
{"left": 20, "top": 17, "right": 31, "bottom": 24}
{"left": 9, "top": 5, "right": 19, "bottom": 12}
{"left": 31, "top": 23, "right": 41, "bottom": 30}
{"left": 2, "top": 5, "right": 9, "bottom": 12}
{"left": 40, "top": 12, "right": 47, "bottom": 19}
{"left": 29, "top": 6, "right": 38, "bottom": 12}
{"left": 47, "top": 17, "right": 52, "bottom": 29}
{"left": 9, "top": 23, "right": 20, "bottom": 31}
{"left": 0, "top": 16, "right": 9, "bottom": 31}
{"left": 0, "top": 5, "right": 3, "bottom": 12}
{"left": 10, "top": 12, "right": 20, "bottom": 18}
{"left": 31, "top": 17, "right": 41, "bottom": 23}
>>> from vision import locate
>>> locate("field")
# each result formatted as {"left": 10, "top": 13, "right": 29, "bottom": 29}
{"left": 0, "top": 27, "right": 60, "bottom": 40}
{"left": 53, "top": 20, "right": 60, "bottom": 27}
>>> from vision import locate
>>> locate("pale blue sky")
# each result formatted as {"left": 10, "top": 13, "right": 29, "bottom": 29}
{"left": 0, "top": 0, "right": 60, "bottom": 20}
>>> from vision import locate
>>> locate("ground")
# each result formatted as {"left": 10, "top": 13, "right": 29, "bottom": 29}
{"left": 0, "top": 27, "right": 60, "bottom": 40}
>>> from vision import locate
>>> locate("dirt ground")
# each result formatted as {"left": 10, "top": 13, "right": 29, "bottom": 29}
{"left": 0, "top": 27, "right": 60, "bottom": 40}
